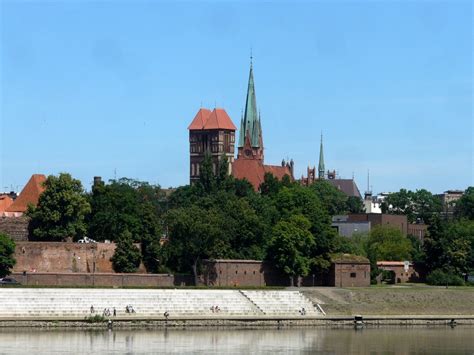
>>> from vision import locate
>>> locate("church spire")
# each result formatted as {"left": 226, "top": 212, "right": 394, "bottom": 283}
{"left": 238, "top": 58, "right": 261, "bottom": 148}
{"left": 318, "top": 133, "right": 325, "bottom": 179}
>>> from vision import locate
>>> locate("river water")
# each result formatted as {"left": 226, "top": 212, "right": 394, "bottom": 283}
{"left": 0, "top": 327, "right": 473, "bottom": 354}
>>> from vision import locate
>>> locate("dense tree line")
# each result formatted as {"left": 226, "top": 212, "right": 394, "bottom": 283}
{"left": 20, "top": 166, "right": 474, "bottom": 286}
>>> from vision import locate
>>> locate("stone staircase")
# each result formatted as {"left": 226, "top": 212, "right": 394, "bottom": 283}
{"left": 0, "top": 289, "right": 324, "bottom": 319}
{"left": 241, "top": 290, "right": 322, "bottom": 316}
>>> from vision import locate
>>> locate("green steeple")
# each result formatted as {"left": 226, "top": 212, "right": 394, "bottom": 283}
{"left": 318, "top": 133, "right": 325, "bottom": 179}
{"left": 238, "top": 60, "right": 261, "bottom": 148}
{"left": 238, "top": 112, "right": 245, "bottom": 147}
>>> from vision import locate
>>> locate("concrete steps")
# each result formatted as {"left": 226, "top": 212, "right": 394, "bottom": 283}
{"left": 0, "top": 289, "right": 325, "bottom": 319}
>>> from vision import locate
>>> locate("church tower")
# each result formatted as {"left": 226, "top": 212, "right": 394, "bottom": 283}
{"left": 237, "top": 59, "right": 264, "bottom": 161}
{"left": 318, "top": 133, "right": 325, "bottom": 179}
{"left": 188, "top": 108, "right": 236, "bottom": 184}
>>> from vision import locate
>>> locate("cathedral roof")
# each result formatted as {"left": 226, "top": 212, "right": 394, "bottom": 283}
{"left": 188, "top": 108, "right": 236, "bottom": 131}
{"left": 232, "top": 159, "right": 292, "bottom": 191}
{"left": 327, "top": 179, "right": 362, "bottom": 199}
{"left": 6, "top": 174, "right": 46, "bottom": 212}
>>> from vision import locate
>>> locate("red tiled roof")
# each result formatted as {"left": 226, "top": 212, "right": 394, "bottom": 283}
{"left": 188, "top": 108, "right": 212, "bottom": 130}
{"left": 6, "top": 174, "right": 46, "bottom": 212}
{"left": 0, "top": 195, "right": 13, "bottom": 213}
{"left": 232, "top": 159, "right": 292, "bottom": 191}
{"left": 232, "top": 159, "right": 265, "bottom": 190}
{"left": 264, "top": 165, "right": 292, "bottom": 181}
{"left": 188, "top": 108, "right": 236, "bottom": 131}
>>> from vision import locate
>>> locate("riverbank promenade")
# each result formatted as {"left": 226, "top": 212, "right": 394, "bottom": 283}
{"left": 0, "top": 288, "right": 324, "bottom": 320}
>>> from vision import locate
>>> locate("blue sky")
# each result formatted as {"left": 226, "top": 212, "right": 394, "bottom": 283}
{"left": 1, "top": 0, "right": 472, "bottom": 194}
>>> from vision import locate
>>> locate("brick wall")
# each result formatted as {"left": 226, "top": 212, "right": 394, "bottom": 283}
{"left": 0, "top": 216, "right": 29, "bottom": 241}
{"left": 408, "top": 223, "right": 428, "bottom": 243}
{"left": 11, "top": 272, "right": 194, "bottom": 287}
{"left": 377, "top": 263, "right": 425, "bottom": 283}
{"left": 202, "top": 260, "right": 268, "bottom": 287}
{"left": 203, "top": 259, "right": 369, "bottom": 287}
{"left": 12, "top": 242, "right": 146, "bottom": 274}
{"left": 329, "top": 262, "right": 370, "bottom": 287}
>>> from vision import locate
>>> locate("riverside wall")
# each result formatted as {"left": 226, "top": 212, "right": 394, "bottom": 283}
{"left": 11, "top": 272, "right": 194, "bottom": 287}
{"left": 12, "top": 242, "right": 146, "bottom": 274}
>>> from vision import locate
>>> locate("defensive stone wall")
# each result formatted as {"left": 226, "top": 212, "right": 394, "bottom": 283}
{"left": 12, "top": 242, "right": 146, "bottom": 274}
{"left": 11, "top": 272, "right": 193, "bottom": 287}
{"left": 0, "top": 216, "right": 29, "bottom": 241}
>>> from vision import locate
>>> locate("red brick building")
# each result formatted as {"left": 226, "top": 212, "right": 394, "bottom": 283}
{"left": 329, "top": 254, "right": 371, "bottom": 287}
{"left": 2, "top": 174, "right": 46, "bottom": 217}
{"left": 202, "top": 255, "right": 371, "bottom": 287}
{"left": 377, "top": 261, "right": 424, "bottom": 283}
{"left": 188, "top": 108, "right": 237, "bottom": 184}
{"left": 408, "top": 223, "right": 428, "bottom": 243}
{"left": 187, "top": 61, "right": 292, "bottom": 190}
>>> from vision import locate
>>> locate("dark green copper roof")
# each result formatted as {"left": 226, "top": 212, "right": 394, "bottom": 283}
{"left": 318, "top": 133, "right": 325, "bottom": 178}
{"left": 238, "top": 62, "right": 261, "bottom": 148}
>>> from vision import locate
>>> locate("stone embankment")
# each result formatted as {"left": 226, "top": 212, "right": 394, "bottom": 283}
{"left": 1, "top": 286, "right": 473, "bottom": 328}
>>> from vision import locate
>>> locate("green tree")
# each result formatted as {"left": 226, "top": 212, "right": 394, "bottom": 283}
{"left": 367, "top": 225, "right": 412, "bottom": 262}
{"left": 88, "top": 178, "right": 162, "bottom": 242}
{"left": 0, "top": 234, "right": 16, "bottom": 278}
{"left": 266, "top": 215, "right": 315, "bottom": 284}
{"left": 455, "top": 187, "right": 474, "bottom": 220}
{"left": 87, "top": 178, "right": 163, "bottom": 272}
{"left": 27, "top": 173, "right": 91, "bottom": 241}
{"left": 260, "top": 172, "right": 282, "bottom": 196}
{"left": 111, "top": 230, "right": 142, "bottom": 273}
{"left": 165, "top": 205, "right": 226, "bottom": 284}
{"left": 346, "top": 196, "right": 365, "bottom": 214}
{"left": 424, "top": 218, "right": 473, "bottom": 275}
{"left": 310, "top": 180, "right": 347, "bottom": 216}
{"left": 383, "top": 189, "right": 441, "bottom": 223}
{"left": 198, "top": 153, "right": 216, "bottom": 194}
{"left": 382, "top": 189, "right": 415, "bottom": 220}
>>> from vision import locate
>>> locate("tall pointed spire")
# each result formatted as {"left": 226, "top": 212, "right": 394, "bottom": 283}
{"left": 238, "top": 109, "right": 245, "bottom": 147}
{"left": 238, "top": 57, "right": 261, "bottom": 148}
{"left": 318, "top": 133, "right": 325, "bottom": 179}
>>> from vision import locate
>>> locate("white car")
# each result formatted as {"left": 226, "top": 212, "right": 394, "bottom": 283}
{"left": 78, "top": 237, "right": 97, "bottom": 244}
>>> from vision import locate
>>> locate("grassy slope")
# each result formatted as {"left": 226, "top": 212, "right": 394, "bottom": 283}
{"left": 302, "top": 285, "right": 474, "bottom": 316}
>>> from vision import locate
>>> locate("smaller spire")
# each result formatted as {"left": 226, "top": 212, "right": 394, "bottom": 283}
{"left": 318, "top": 132, "right": 325, "bottom": 179}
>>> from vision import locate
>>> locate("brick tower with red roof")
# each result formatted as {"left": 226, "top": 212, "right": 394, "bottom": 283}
{"left": 188, "top": 108, "right": 237, "bottom": 184}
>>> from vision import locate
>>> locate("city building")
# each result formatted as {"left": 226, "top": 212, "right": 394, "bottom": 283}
{"left": 2, "top": 174, "right": 46, "bottom": 217}
{"left": 331, "top": 215, "right": 371, "bottom": 238}
{"left": 436, "top": 190, "right": 464, "bottom": 218}
{"left": 188, "top": 108, "right": 237, "bottom": 184}
{"left": 187, "top": 60, "right": 292, "bottom": 190}
{"left": 332, "top": 213, "right": 409, "bottom": 238}
{"left": 300, "top": 135, "right": 362, "bottom": 199}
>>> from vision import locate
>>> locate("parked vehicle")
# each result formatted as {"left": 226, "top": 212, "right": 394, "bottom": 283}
{"left": 0, "top": 277, "right": 20, "bottom": 285}
{"left": 77, "top": 237, "right": 97, "bottom": 244}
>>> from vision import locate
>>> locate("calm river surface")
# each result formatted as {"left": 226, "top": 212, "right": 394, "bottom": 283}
{"left": 0, "top": 327, "right": 473, "bottom": 354}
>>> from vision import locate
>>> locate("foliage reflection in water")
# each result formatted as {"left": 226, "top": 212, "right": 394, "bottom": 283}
{"left": 1, "top": 327, "right": 473, "bottom": 354}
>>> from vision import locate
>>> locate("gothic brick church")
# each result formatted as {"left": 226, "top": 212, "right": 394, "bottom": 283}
{"left": 188, "top": 61, "right": 293, "bottom": 190}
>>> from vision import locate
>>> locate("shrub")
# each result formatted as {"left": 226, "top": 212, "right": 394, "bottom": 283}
{"left": 85, "top": 314, "right": 106, "bottom": 323}
{"left": 426, "top": 269, "right": 464, "bottom": 286}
